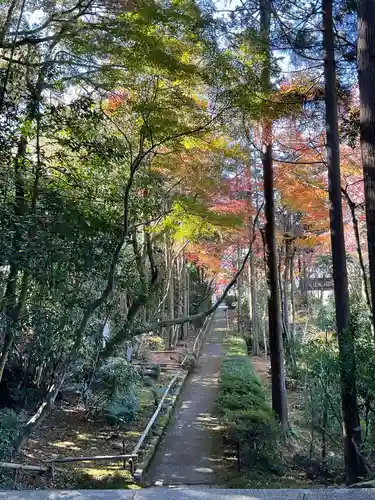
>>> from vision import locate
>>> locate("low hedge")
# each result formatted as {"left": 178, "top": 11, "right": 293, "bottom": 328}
{"left": 216, "top": 335, "right": 277, "bottom": 470}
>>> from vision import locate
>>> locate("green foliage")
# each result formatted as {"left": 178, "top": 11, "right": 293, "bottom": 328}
{"left": 105, "top": 391, "right": 140, "bottom": 424}
{"left": 96, "top": 358, "right": 140, "bottom": 400}
{"left": 314, "top": 297, "right": 336, "bottom": 332}
{"left": 0, "top": 0, "right": 294, "bottom": 456}
{"left": 0, "top": 409, "right": 24, "bottom": 486}
{"left": 223, "top": 334, "right": 248, "bottom": 357}
{"left": 291, "top": 294, "right": 375, "bottom": 466}
{"left": 86, "top": 358, "right": 140, "bottom": 422}
{"left": 160, "top": 197, "right": 243, "bottom": 243}
{"left": 0, "top": 409, "right": 23, "bottom": 461}
{"left": 0, "top": 408, "right": 24, "bottom": 486}
{"left": 148, "top": 336, "right": 165, "bottom": 351}
{"left": 216, "top": 335, "right": 277, "bottom": 470}
{"left": 142, "top": 363, "right": 161, "bottom": 381}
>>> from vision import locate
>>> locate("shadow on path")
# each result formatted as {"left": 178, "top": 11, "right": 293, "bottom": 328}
{"left": 146, "top": 310, "right": 228, "bottom": 486}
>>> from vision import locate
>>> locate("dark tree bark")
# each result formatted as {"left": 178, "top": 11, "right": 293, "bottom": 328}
{"left": 283, "top": 241, "right": 290, "bottom": 338}
{"left": 358, "top": 0, "right": 375, "bottom": 327}
{"left": 323, "top": 0, "right": 366, "bottom": 484}
{"left": 248, "top": 156, "right": 260, "bottom": 356}
{"left": 237, "top": 244, "right": 243, "bottom": 334}
{"left": 249, "top": 251, "right": 260, "bottom": 356}
{"left": 260, "top": 0, "right": 288, "bottom": 426}
{"left": 342, "top": 187, "right": 371, "bottom": 311}
{"left": 290, "top": 248, "right": 296, "bottom": 342}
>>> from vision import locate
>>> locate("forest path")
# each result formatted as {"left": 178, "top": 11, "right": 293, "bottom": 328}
{"left": 146, "top": 308, "right": 228, "bottom": 486}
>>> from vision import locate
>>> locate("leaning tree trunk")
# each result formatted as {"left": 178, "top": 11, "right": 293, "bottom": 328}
{"left": 323, "top": 0, "right": 367, "bottom": 484}
{"left": 358, "top": 0, "right": 375, "bottom": 328}
{"left": 260, "top": 0, "right": 288, "bottom": 426}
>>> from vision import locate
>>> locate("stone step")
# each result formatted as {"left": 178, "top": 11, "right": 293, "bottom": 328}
{"left": 1, "top": 487, "right": 375, "bottom": 500}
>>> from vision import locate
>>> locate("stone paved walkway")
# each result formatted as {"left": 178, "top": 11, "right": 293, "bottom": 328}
{"left": 2, "top": 488, "right": 375, "bottom": 499}
{"left": 146, "top": 309, "right": 228, "bottom": 486}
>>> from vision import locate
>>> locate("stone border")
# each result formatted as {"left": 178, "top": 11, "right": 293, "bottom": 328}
{"left": 133, "top": 370, "right": 189, "bottom": 486}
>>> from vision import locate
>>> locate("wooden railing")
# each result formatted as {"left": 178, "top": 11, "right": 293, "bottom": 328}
{"left": 0, "top": 462, "right": 50, "bottom": 473}
{"left": 192, "top": 316, "right": 211, "bottom": 356}
{"left": 131, "top": 371, "right": 180, "bottom": 456}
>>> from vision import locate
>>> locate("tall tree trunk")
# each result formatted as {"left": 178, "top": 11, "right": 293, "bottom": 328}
{"left": 283, "top": 239, "right": 291, "bottom": 340}
{"left": 249, "top": 253, "right": 260, "bottom": 355}
{"left": 321, "top": 333, "right": 329, "bottom": 465}
{"left": 166, "top": 239, "right": 175, "bottom": 348}
{"left": 183, "top": 261, "right": 189, "bottom": 338}
{"left": 342, "top": 190, "right": 371, "bottom": 311}
{"left": 260, "top": 0, "right": 288, "bottom": 426}
{"left": 259, "top": 234, "right": 269, "bottom": 358}
{"left": 290, "top": 248, "right": 296, "bottom": 341}
{"left": 283, "top": 239, "right": 295, "bottom": 369}
{"left": 302, "top": 253, "right": 308, "bottom": 306}
{"left": 177, "top": 254, "right": 184, "bottom": 341}
{"left": 278, "top": 244, "right": 285, "bottom": 337}
{"left": 358, "top": 0, "right": 375, "bottom": 324}
{"left": 323, "top": 0, "right": 366, "bottom": 483}
{"left": 279, "top": 241, "right": 291, "bottom": 348}
{"left": 247, "top": 137, "right": 259, "bottom": 355}
{"left": 237, "top": 244, "right": 243, "bottom": 334}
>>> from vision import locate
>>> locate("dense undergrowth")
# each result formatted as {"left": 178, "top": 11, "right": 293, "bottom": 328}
{"left": 224, "top": 293, "right": 375, "bottom": 488}
{"left": 284, "top": 297, "right": 375, "bottom": 483}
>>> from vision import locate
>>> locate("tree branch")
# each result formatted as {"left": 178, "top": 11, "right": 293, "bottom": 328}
{"left": 132, "top": 203, "right": 264, "bottom": 334}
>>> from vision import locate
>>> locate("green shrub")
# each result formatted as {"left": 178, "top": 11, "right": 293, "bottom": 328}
{"left": 217, "top": 391, "right": 270, "bottom": 414}
{"left": 148, "top": 336, "right": 165, "bottom": 351}
{"left": 0, "top": 408, "right": 25, "bottom": 486}
{"left": 105, "top": 391, "right": 140, "bottom": 424}
{"left": 86, "top": 358, "right": 140, "bottom": 422}
{"left": 0, "top": 408, "right": 23, "bottom": 460}
{"left": 290, "top": 295, "right": 375, "bottom": 465}
{"left": 142, "top": 363, "right": 161, "bottom": 380}
{"left": 216, "top": 343, "right": 277, "bottom": 470}
{"left": 223, "top": 335, "right": 248, "bottom": 357}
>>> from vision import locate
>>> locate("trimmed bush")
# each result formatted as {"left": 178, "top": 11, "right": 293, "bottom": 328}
{"left": 216, "top": 335, "right": 277, "bottom": 470}
{"left": 223, "top": 335, "right": 248, "bottom": 357}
